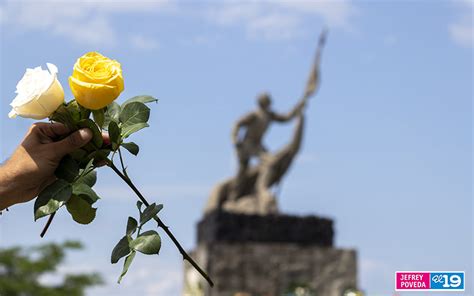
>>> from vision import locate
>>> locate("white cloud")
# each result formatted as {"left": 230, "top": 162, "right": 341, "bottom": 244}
{"left": 145, "top": 269, "right": 182, "bottom": 296}
{"left": 204, "top": 0, "right": 357, "bottom": 40}
{"left": 449, "top": 19, "right": 473, "bottom": 47}
{"left": 0, "top": 0, "right": 171, "bottom": 47}
{"left": 54, "top": 16, "right": 117, "bottom": 46}
{"left": 130, "top": 34, "right": 160, "bottom": 51}
{"left": 39, "top": 263, "right": 100, "bottom": 286}
{"left": 86, "top": 260, "right": 182, "bottom": 295}
{"left": 247, "top": 12, "right": 302, "bottom": 40}
{"left": 276, "top": 0, "right": 355, "bottom": 28}
{"left": 0, "top": 0, "right": 357, "bottom": 45}
{"left": 81, "top": 0, "right": 173, "bottom": 13}
{"left": 449, "top": 0, "right": 473, "bottom": 48}
{"left": 39, "top": 259, "right": 183, "bottom": 295}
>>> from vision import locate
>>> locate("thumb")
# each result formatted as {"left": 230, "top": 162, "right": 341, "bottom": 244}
{"left": 53, "top": 128, "right": 93, "bottom": 157}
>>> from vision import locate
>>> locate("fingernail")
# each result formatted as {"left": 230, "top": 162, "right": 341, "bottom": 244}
{"left": 78, "top": 128, "right": 93, "bottom": 140}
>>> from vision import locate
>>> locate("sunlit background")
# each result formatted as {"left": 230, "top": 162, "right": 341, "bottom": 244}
{"left": 0, "top": 0, "right": 472, "bottom": 295}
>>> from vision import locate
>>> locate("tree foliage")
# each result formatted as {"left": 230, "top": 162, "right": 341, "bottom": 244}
{"left": 0, "top": 241, "right": 102, "bottom": 296}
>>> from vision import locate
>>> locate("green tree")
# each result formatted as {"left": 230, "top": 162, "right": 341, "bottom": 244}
{"left": 0, "top": 241, "right": 102, "bottom": 296}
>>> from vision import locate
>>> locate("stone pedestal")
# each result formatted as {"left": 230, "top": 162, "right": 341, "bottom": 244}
{"left": 184, "top": 211, "right": 357, "bottom": 296}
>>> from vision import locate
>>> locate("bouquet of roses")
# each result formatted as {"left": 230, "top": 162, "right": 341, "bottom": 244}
{"left": 8, "top": 52, "right": 213, "bottom": 286}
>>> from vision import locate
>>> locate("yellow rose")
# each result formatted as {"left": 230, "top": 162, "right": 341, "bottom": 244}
{"left": 69, "top": 52, "right": 124, "bottom": 110}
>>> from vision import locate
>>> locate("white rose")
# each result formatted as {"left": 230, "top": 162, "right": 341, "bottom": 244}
{"left": 8, "top": 63, "right": 65, "bottom": 120}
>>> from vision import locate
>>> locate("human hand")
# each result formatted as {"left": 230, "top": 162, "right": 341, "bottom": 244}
{"left": 291, "top": 100, "right": 305, "bottom": 117}
{"left": 0, "top": 122, "right": 93, "bottom": 210}
{"left": 297, "top": 99, "right": 307, "bottom": 113}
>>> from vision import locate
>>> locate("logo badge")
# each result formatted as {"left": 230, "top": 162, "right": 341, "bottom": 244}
{"left": 395, "top": 271, "right": 465, "bottom": 291}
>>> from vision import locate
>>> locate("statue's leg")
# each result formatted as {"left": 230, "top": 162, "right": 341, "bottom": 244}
{"left": 255, "top": 156, "right": 278, "bottom": 214}
{"left": 229, "top": 147, "right": 250, "bottom": 201}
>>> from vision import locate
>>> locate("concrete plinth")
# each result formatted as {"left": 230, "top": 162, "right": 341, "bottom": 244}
{"left": 184, "top": 211, "right": 357, "bottom": 296}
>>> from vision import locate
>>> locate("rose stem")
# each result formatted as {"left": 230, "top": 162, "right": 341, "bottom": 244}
{"left": 40, "top": 212, "right": 56, "bottom": 238}
{"left": 108, "top": 162, "right": 214, "bottom": 287}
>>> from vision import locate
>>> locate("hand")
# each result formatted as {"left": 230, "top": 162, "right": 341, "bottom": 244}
{"left": 297, "top": 100, "right": 306, "bottom": 113}
{"left": 0, "top": 122, "right": 93, "bottom": 210}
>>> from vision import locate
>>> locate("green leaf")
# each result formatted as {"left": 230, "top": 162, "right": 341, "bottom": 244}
{"left": 121, "top": 142, "right": 139, "bottom": 156}
{"left": 108, "top": 121, "right": 121, "bottom": 150}
{"left": 34, "top": 180, "right": 72, "bottom": 220}
{"left": 103, "top": 102, "right": 121, "bottom": 128}
{"left": 81, "top": 157, "right": 95, "bottom": 173}
{"left": 77, "top": 170, "right": 97, "bottom": 187}
{"left": 119, "top": 102, "right": 150, "bottom": 128}
{"left": 117, "top": 251, "right": 136, "bottom": 284}
{"left": 67, "top": 100, "right": 91, "bottom": 120}
{"left": 65, "top": 100, "right": 82, "bottom": 123}
{"left": 140, "top": 203, "right": 163, "bottom": 225}
{"left": 122, "top": 95, "right": 158, "bottom": 109}
{"left": 72, "top": 183, "right": 100, "bottom": 204}
{"left": 79, "top": 103, "right": 91, "bottom": 119}
{"left": 130, "top": 230, "right": 161, "bottom": 255}
{"left": 55, "top": 155, "right": 79, "bottom": 182}
{"left": 71, "top": 150, "right": 94, "bottom": 169}
{"left": 92, "top": 109, "right": 105, "bottom": 130}
{"left": 66, "top": 195, "right": 97, "bottom": 225}
{"left": 126, "top": 217, "right": 138, "bottom": 236}
{"left": 136, "top": 201, "right": 143, "bottom": 213}
{"left": 87, "top": 149, "right": 111, "bottom": 165}
{"left": 50, "top": 104, "right": 76, "bottom": 130}
{"left": 111, "top": 236, "right": 131, "bottom": 264}
{"left": 121, "top": 122, "right": 149, "bottom": 139}
{"left": 77, "top": 118, "right": 103, "bottom": 148}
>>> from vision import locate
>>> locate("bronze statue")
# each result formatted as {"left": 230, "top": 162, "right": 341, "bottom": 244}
{"left": 205, "top": 29, "right": 327, "bottom": 215}
{"left": 230, "top": 92, "right": 306, "bottom": 200}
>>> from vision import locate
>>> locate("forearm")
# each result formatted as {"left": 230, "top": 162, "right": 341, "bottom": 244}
{"left": 0, "top": 153, "right": 41, "bottom": 210}
{"left": 0, "top": 123, "right": 93, "bottom": 211}
{"left": 0, "top": 161, "right": 18, "bottom": 210}
{"left": 290, "top": 100, "right": 305, "bottom": 118}
{"left": 273, "top": 101, "right": 305, "bottom": 122}
{"left": 273, "top": 111, "right": 294, "bottom": 122}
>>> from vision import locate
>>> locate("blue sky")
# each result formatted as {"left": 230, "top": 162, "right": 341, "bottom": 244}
{"left": 0, "top": 0, "right": 472, "bottom": 295}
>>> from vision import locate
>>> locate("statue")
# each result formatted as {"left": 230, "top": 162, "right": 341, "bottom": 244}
{"left": 187, "top": 30, "right": 358, "bottom": 296}
{"left": 230, "top": 92, "right": 306, "bottom": 199}
{"left": 205, "top": 29, "right": 327, "bottom": 215}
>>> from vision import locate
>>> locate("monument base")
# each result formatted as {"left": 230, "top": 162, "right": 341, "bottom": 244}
{"left": 184, "top": 211, "right": 357, "bottom": 296}
{"left": 184, "top": 242, "right": 357, "bottom": 296}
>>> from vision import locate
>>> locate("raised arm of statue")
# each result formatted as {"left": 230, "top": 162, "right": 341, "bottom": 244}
{"left": 271, "top": 99, "right": 306, "bottom": 123}
{"left": 232, "top": 112, "right": 256, "bottom": 145}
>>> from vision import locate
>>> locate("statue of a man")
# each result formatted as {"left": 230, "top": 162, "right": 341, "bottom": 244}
{"left": 231, "top": 92, "right": 305, "bottom": 199}
{"left": 205, "top": 29, "right": 327, "bottom": 214}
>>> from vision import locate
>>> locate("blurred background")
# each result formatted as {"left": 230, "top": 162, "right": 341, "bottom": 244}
{"left": 0, "top": 0, "right": 472, "bottom": 295}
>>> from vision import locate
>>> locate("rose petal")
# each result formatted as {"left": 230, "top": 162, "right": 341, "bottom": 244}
{"left": 46, "top": 63, "right": 58, "bottom": 75}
